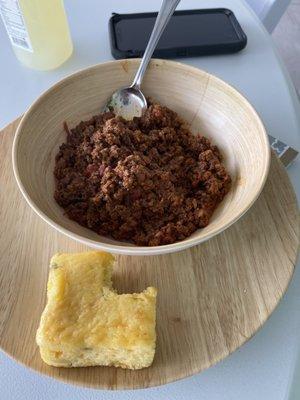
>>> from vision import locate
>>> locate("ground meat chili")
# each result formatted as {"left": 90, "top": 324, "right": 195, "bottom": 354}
{"left": 54, "top": 102, "right": 231, "bottom": 246}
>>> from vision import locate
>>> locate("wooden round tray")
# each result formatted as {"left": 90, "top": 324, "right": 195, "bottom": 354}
{"left": 0, "top": 119, "right": 299, "bottom": 390}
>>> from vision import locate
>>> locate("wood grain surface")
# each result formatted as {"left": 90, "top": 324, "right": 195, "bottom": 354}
{"left": 0, "top": 119, "right": 299, "bottom": 390}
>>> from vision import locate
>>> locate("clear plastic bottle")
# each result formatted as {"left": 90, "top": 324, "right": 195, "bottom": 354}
{"left": 0, "top": 0, "right": 73, "bottom": 70}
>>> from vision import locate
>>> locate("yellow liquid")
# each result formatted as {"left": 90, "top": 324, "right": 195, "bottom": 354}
{"left": 13, "top": 0, "right": 73, "bottom": 70}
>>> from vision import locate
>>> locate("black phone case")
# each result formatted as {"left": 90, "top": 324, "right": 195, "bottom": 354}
{"left": 109, "top": 8, "right": 247, "bottom": 60}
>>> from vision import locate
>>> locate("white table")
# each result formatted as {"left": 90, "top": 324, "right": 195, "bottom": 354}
{"left": 1, "top": 1, "right": 299, "bottom": 399}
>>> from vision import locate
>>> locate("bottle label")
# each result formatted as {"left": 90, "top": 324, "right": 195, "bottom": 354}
{"left": 0, "top": 0, "right": 33, "bottom": 52}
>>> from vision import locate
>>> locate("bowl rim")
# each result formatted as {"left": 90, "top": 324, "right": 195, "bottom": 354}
{"left": 12, "top": 58, "right": 271, "bottom": 256}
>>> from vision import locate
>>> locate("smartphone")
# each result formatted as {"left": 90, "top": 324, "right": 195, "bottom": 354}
{"left": 109, "top": 8, "right": 247, "bottom": 59}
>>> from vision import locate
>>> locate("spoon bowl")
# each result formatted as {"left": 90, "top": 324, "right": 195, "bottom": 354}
{"left": 105, "top": 86, "right": 147, "bottom": 120}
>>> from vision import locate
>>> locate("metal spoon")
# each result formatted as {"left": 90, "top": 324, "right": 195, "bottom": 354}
{"left": 104, "top": 0, "right": 180, "bottom": 120}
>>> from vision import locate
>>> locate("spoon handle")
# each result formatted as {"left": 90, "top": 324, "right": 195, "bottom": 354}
{"left": 131, "top": 0, "right": 180, "bottom": 89}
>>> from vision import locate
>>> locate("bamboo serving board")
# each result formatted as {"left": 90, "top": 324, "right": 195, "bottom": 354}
{"left": 0, "top": 119, "right": 299, "bottom": 390}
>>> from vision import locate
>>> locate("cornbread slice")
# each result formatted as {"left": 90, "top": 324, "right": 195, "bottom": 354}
{"left": 36, "top": 251, "right": 157, "bottom": 369}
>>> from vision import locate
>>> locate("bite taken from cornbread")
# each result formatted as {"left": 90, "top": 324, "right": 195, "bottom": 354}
{"left": 36, "top": 251, "right": 157, "bottom": 370}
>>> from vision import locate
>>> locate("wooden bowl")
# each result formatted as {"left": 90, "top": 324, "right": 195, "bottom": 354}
{"left": 12, "top": 59, "right": 270, "bottom": 255}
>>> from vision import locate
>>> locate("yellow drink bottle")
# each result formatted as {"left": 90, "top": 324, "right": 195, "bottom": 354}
{"left": 0, "top": 0, "right": 73, "bottom": 70}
